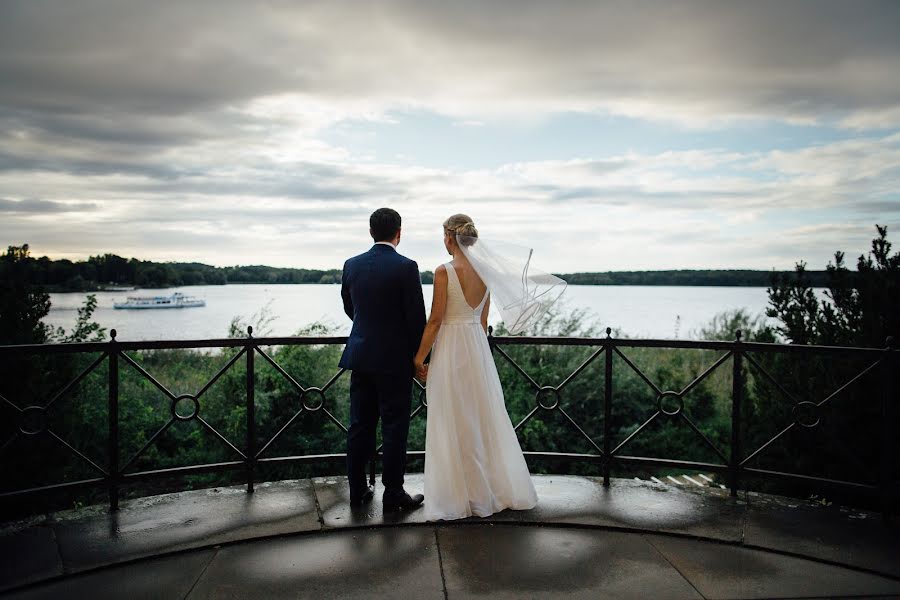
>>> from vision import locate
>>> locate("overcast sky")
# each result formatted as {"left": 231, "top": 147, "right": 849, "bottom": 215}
{"left": 2, "top": 0, "right": 899, "bottom": 272}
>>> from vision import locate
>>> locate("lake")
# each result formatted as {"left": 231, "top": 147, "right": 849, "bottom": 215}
{"left": 41, "top": 284, "right": 797, "bottom": 342}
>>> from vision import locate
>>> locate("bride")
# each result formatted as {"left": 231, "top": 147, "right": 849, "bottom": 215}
{"left": 413, "top": 214, "right": 564, "bottom": 521}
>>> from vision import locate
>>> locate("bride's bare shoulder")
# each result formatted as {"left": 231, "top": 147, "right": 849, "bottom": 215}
{"left": 431, "top": 265, "right": 448, "bottom": 291}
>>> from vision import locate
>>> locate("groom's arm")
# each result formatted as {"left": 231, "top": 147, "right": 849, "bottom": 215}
{"left": 341, "top": 260, "right": 353, "bottom": 320}
{"left": 403, "top": 260, "right": 427, "bottom": 350}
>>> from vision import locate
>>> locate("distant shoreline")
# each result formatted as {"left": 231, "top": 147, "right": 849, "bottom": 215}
{"left": 47, "top": 277, "right": 828, "bottom": 293}
{"left": 8, "top": 251, "right": 836, "bottom": 292}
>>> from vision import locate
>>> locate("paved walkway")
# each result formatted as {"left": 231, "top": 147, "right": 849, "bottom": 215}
{"left": 2, "top": 475, "right": 899, "bottom": 599}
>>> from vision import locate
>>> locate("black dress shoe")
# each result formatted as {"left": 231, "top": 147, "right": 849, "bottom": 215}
{"left": 383, "top": 490, "right": 424, "bottom": 513}
{"left": 350, "top": 484, "right": 375, "bottom": 507}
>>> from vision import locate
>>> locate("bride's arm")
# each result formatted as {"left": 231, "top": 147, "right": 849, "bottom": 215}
{"left": 413, "top": 265, "right": 448, "bottom": 379}
{"left": 481, "top": 293, "right": 490, "bottom": 335}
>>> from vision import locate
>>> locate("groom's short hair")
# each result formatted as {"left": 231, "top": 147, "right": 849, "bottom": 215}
{"left": 370, "top": 208, "right": 401, "bottom": 242}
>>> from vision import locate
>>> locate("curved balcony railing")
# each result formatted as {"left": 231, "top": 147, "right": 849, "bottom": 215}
{"left": 0, "top": 328, "right": 896, "bottom": 516}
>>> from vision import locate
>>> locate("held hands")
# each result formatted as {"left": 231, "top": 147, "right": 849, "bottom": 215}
{"left": 413, "top": 358, "right": 428, "bottom": 382}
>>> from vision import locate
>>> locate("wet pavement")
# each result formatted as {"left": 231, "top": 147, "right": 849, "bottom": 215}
{"left": 2, "top": 474, "right": 899, "bottom": 599}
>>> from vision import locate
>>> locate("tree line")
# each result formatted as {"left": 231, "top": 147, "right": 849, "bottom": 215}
{"left": 0, "top": 250, "right": 345, "bottom": 291}
{"left": 0, "top": 247, "right": 840, "bottom": 291}
{"left": 560, "top": 269, "right": 834, "bottom": 287}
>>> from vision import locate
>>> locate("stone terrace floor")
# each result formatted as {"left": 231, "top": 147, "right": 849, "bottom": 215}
{"left": 1, "top": 474, "right": 899, "bottom": 599}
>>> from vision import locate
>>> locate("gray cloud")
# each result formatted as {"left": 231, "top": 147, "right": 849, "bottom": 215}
{"left": 0, "top": 2, "right": 297, "bottom": 116}
{"left": 2, "top": 1, "right": 899, "bottom": 123}
{"left": 533, "top": 184, "right": 752, "bottom": 206}
{"left": 2, "top": 0, "right": 896, "bottom": 198}
{"left": 0, "top": 197, "right": 98, "bottom": 213}
{"left": 1, "top": 1, "right": 898, "bottom": 181}
{"left": 0, "top": 148, "right": 184, "bottom": 179}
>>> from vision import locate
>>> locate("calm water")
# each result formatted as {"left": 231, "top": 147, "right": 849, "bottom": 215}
{"left": 41, "top": 284, "right": 795, "bottom": 342}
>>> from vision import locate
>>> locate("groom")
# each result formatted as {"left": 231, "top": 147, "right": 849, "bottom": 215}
{"left": 339, "top": 208, "right": 427, "bottom": 511}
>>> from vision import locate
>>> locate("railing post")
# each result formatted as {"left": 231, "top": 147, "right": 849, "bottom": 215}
{"left": 603, "top": 327, "right": 613, "bottom": 486}
{"left": 881, "top": 336, "right": 895, "bottom": 520}
{"left": 730, "top": 329, "right": 743, "bottom": 497}
{"left": 107, "top": 329, "right": 119, "bottom": 511}
{"left": 246, "top": 326, "right": 255, "bottom": 494}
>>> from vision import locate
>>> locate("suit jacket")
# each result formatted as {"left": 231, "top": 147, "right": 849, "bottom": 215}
{"left": 338, "top": 244, "right": 427, "bottom": 374}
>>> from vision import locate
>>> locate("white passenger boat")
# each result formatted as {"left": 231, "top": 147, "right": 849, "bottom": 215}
{"left": 113, "top": 292, "right": 206, "bottom": 309}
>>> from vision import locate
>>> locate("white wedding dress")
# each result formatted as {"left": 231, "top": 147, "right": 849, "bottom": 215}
{"left": 423, "top": 262, "right": 538, "bottom": 521}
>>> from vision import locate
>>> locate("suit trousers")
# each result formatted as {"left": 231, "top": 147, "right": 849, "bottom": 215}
{"left": 346, "top": 369, "right": 413, "bottom": 497}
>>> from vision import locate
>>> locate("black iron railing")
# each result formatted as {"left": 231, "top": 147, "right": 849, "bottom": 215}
{"left": 0, "top": 327, "right": 896, "bottom": 516}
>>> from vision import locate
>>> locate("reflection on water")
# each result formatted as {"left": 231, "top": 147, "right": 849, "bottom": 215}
{"left": 42, "top": 284, "right": 815, "bottom": 342}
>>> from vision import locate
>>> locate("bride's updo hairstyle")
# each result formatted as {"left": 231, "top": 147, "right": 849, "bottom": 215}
{"left": 443, "top": 214, "right": 478, "bottom": 247}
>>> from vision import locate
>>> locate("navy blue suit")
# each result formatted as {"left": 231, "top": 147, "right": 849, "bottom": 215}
{"left": 339, "top": 243, "right": 426, "bottom": 496}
